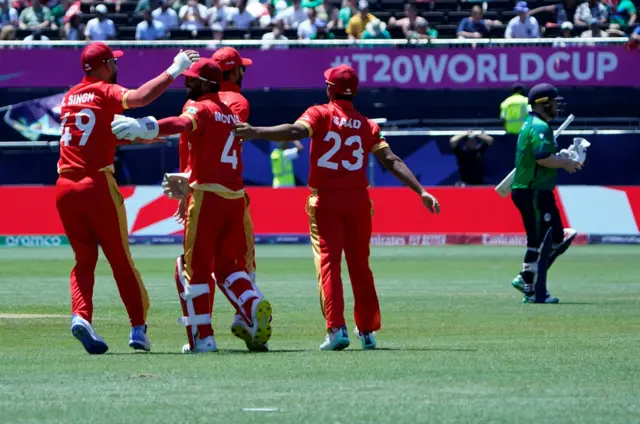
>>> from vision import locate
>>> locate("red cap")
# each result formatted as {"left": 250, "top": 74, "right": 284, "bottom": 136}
{"left": 211, "top": 47, "right": 253, "bottom": 71}
{"left": 182, "top": 59, "right": 222, "bottom": 85}
{"left": 324, "top": 65, "right": 358, "bottom": 96}
{"left": 81, "top": 42, "right": 123, "bottom": 72}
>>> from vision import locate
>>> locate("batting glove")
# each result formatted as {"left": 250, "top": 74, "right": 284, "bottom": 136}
{"left": 166, "top": 50, "right": 200, "bottom": 80}
{"left": 111, "top": 116, "right": 159, "bottom": 141}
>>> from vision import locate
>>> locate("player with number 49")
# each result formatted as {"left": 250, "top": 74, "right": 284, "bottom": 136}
{"left": 56, "top": 42, "right": 199, "bottom": 355}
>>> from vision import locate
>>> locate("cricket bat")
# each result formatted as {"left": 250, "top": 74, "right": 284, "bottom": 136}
{"left": 495, "top": 114, "right": 575, "bottom": 198}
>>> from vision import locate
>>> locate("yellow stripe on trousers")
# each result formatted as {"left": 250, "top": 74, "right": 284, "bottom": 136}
{"left": 306, "top": 194, "right": 326, "bottom": 318}
{"left": 106, "top": 173, "right": 150, "bottom": 320}
{"left": 183, "top": 189, "right": 204, "bottom": 282}
{"left": 243, "top": 194, "right": 256, "bottom": 275}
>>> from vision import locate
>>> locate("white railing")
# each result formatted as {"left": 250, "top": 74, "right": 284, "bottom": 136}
{"left": 0, "top": 38, "right": 629, "bottom": 49}
{"left": 2, "top": 128, "right": 640, "bottom": 149}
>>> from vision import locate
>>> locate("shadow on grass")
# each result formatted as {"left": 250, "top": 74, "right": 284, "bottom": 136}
{"left": 106, "top": 347, "right": 476, "bottom": 355}
{"left": 355, "top": 347, "right": 477, "bottom": 352}
{"left": 106, "top": 349, "right": 309, "bottom": 356}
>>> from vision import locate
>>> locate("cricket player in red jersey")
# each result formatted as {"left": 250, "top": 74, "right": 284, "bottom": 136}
{"left": 112, "top": 59, "right": 272, "bottom": 354}
{"left": 56, "top": 42, "right": 199, "bottom": 354}
{"left": 212, "top": 47, "right": 266, "bottom": 349}
{"left": 161, "top": 48, "right": 269, "bottom": 351}
{"left": 234, "top": 64, "right": 440, "bottom": 351}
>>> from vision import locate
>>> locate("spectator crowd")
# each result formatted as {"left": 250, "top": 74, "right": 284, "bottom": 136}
{"left": 0, "top": 0, "right": 638, "bottom": 42}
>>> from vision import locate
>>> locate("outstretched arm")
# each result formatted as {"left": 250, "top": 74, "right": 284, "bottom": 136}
{"left": 374, "top": 146, "right": 440, "bottom": 214}
{"left": 123, "top": 50, "right": 200, "bottom": 109}
{"left": 111, "top": 114, "right": 194, "bottom": 142}
{"left": 233, "top": 122, "right": 310, "bottom": 142}
{"left": 157, "top": 115, "right": 194, "bottom": 136}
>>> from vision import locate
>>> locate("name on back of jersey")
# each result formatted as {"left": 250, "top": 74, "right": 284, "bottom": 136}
{"left": 214, "top": 111, "right": 240, "bottom": 124}
{"left": 62, "top": 92, "right": 95, "bottom": 106}
{"left": 333, "top": 116, "right": 361, "bottom": 129}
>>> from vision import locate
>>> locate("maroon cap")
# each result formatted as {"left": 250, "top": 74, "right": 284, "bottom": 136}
{"left": 211, "top": 47, "right": 253, "bottom": 71}
{"left": 81, "top": 42, "right": 123, "bottom": 72}
{"left": 324, "top": 64, "right": 358, "bottom": 96}
{"left": 182, "top": 59, "right": 222, "bottom": 85}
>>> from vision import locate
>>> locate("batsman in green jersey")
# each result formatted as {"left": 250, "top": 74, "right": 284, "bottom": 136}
{"left": 510, "top": 83, "right": 583, "bottom": 304}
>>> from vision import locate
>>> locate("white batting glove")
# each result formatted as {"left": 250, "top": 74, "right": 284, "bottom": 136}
{"left": 166, "top": 50, "right": 200, "bottom": 80}
{"left": 559, "top": 148, "right": 578, "bottom": 161}
{"left": 572, "top": 138, "right": 590, "bottom": 164}
{"left": 111, "top": 116, "right": 159, "bottom": 141}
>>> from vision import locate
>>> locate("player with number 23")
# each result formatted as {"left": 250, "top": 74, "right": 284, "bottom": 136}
{"left": 234, "top": 64, "right": 440, "bottom": 351}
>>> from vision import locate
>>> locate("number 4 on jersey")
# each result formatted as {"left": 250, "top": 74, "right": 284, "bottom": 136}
{"left": 221, "top": 131, "right": 238, "bottom": 169}
{"left": 60, "top": 108, "right": 96, "bottom": 146}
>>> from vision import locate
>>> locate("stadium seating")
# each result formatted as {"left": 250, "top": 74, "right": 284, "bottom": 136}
{"left": 7, "top": 0, "right": 639, "bottom": 41}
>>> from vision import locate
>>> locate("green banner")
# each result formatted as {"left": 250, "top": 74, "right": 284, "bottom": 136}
{"left": 0, "top": 235, "right": 70, "bottom": 247}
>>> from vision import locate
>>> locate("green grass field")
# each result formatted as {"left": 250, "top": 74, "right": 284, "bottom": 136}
{"left": 0, "top": 245, "right": 638, "bottom": 424}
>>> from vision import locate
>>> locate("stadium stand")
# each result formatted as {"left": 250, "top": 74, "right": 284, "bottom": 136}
{"left": 2, "top": 0, "right": 637, "bottom": 41}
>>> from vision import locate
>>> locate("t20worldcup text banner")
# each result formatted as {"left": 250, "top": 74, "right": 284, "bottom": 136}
{"left": 0, "top": 46, "right": 637, "bottom": 89}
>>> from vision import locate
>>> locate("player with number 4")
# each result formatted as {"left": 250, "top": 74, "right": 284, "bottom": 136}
{"left": 112, "top": 59, "right": 272, "bottom": 354}
{"left": 56, "top": 42, "right": 199, "bottom": 354}
{"left": 233, "top": 64, "right": 440, "bottom": 351}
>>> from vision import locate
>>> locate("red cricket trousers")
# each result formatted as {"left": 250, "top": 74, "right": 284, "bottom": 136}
{"left": 306, "top": 187, "right": 381, "bottom": 333}
{"left": 55, "top": 171, "right": 149, "bottom": 327}
{"left": 182, "top": 190, "right": 254, "bottom": 338}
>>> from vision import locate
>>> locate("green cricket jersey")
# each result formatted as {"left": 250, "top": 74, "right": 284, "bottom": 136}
{"left": 511, "top": 113, "right": 558, "bottom": 191}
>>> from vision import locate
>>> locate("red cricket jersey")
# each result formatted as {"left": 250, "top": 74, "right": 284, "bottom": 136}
{"left": 180, "top": 93, "right": 244, "bottom": 194}
{"left": 295, "top": 100, "right": 389, "bottom": 190}
{"left": 179, "top": 82, "right": 249, "bottom": 173}
{"left": 57, "top": 76, "right": 130, "bottom": 173}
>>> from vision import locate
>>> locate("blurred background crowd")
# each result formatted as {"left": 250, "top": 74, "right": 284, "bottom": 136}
{"left": 1, "top": 0, "right": 639, "bottom": 43}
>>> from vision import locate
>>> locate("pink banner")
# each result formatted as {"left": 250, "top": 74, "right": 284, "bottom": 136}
{"left": 0, "top": 45, "right": 636, "bottom": 89}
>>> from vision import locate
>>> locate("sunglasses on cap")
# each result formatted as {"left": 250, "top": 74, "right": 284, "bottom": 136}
{"left": 103, "top": 58, "right": 118, "bottom": 64}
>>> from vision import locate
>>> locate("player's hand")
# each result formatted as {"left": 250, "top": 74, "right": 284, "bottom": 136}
{"left": 563, "top": 159, "right": 583, "bottom": 174}
{"left": 294, "top": 140, "right": 304, "bottom": 151}
{"left": 166, "top": 49, "right": 200, "bottom": 79}
{"left": 182, "top": 49, "right": 200, "bottom": 64}
{"left": 112, "top": 116, "right": 159, "bottom": 141}
{"left": 174, "top": 197, "right": 187, "bottom": 225}
{"left": 162, "top": 173, "right": 190, "bottom": 199}
{"left": 232, "top": 122, "right": 258, "bottom": 141}
{"left": 421, "top": 191, "right": 440, "bottom": 214}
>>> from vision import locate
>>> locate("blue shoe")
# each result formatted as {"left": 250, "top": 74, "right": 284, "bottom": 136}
{"left": 129, "top": 325, "right": 151, "bottom": 352}
{"left": 319, "top": 326, "right": 350, "bottom": 351}
{"left": 71, "top": 315, "right": 109, "bottom": 355}
{"left": 355, "top": 328, "right": 377, "bottom": 350}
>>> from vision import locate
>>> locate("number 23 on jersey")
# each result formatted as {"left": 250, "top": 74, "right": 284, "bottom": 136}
{"left": 318, "top": 131, "right": 364, "bottom": 171}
